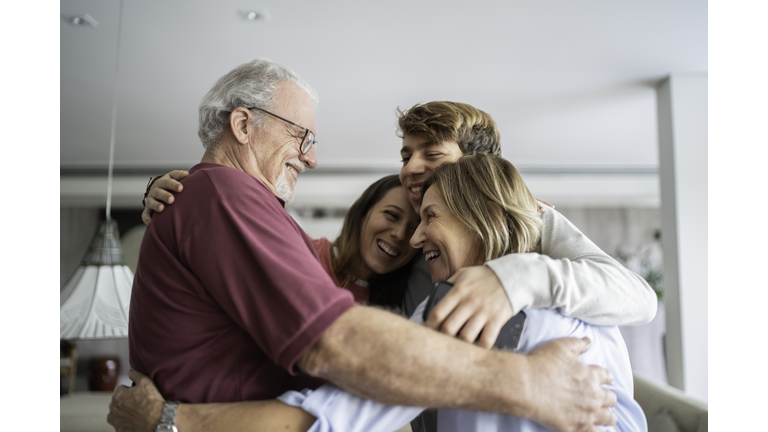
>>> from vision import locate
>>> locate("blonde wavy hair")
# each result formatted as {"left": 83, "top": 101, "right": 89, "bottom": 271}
{"left": 422, "top": 154, "right": 542, "bottom": 264}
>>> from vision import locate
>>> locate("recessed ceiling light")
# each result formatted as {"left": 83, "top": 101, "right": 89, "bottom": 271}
{"left": 239, "top": 9, "right": 271, "bottom": 21}
{"left": 63, "top": 13, "right": 99, "bottom": 28}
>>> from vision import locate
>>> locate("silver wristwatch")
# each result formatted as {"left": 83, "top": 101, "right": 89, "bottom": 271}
{"left": 155, "top": 401, "right": 179, "bottom": 432}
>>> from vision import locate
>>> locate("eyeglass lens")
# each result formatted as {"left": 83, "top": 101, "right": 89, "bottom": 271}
{"left": 301, "top": 131, "right": 315, "bottom": 154}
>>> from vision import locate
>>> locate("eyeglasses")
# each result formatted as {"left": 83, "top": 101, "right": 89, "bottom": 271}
{"left": 246, "top": 107, "right": 318, "bottom": 155}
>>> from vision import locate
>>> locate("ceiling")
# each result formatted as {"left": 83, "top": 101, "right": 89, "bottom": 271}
{"left": 60, "top": 0, "right": 707, "bottom": 171}
{"left": 60, "top": 0, "right": 706, "bottom": 209}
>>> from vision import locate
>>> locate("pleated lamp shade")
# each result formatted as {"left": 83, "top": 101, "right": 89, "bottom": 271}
{"left": 60, "top": 219, "right": 133, "bottom": 340}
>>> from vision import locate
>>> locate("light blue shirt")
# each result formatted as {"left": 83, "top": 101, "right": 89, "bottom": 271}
{"left": 278, "top": 299, "right": 647, "bottom": 432}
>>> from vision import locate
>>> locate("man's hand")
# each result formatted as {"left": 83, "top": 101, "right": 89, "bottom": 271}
{"left": 142, "top": 170, "right": 189, "bottom": 226}
{"left": 107, "top": 370, "right": 165, "bottom": 432}
{"left": 524, "top": 337, "right": 618, "bottom": 432}
{"left": 426, "top": 266, "right": 514, "bottom": 348}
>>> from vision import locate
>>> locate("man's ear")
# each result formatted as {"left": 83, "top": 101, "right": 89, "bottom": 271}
{"left": 229, "top": 107, "right": 252, "bottom": 145}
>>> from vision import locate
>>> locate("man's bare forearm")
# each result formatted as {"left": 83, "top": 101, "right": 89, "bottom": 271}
{"left": 175, "top": 400, "right": 315, "bottom": 432}
{"left": 298, "top": 306, "right": 533, "bottom": 417}
{"left": 111, "top": 310, "right": 613, "bottom": 432}
{"left": 109, "top": 371, "right": 316, "bottom": 432}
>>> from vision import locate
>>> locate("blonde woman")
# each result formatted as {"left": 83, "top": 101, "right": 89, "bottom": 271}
{"left": 403, "top": 154, "right": 646, "bottom": 431}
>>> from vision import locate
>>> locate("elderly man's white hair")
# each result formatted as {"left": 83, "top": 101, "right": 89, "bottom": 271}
{"left": 197, "top": 59, "right": 319, "bottom": 150}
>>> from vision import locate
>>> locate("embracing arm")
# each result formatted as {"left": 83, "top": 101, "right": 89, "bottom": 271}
{"left": 141, "top": 170, "right": 189, "bottom": 225}
{"left": 298, "top": 305, "right": 616, "bottom": 432}
{"left": 110, "top": 309, "right": 616, "bottom": 432}
{"left": 424, "top": 206, "right": 656, "bottom": 348}
{"left": 485, "top": 206, "right": 657, "bottom": 326}
{"left": 110, "top": 308, "right": 615, "bottom": 432}
{"left": 108, "top": 371, "right": 316, "bottom": 432}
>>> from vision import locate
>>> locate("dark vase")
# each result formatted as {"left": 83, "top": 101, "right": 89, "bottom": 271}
{"left": 88, "top": 357, "right": 121, "bottom": 392}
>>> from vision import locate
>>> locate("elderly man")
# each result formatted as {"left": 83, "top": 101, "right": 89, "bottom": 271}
{"left": 120, "top": 59, "right": 624, "bottom": 432}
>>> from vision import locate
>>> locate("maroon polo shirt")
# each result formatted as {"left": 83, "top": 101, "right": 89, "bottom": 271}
{"left": 129, "top": 163, "right": 356, "bottom": 403}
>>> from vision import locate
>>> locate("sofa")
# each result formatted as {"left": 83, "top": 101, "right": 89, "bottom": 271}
{"left": 633, "top": 374, "right": 708, "bottom": 432}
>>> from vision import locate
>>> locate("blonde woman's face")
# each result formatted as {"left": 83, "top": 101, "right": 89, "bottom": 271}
{"left": 358, "top": 187, "right": 420, "bottom": 280}
{"left": 410, "top": 188, "right": 479, "bottom": 283}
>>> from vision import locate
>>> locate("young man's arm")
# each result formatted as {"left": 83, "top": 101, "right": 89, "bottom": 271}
{"left": 141, "top": 170, "right": 189, "bottom": 225}
{"left": 487, "top": 206, "right": 657, "bottom": 325}
{"left": 426, "top": 206, "right": 657, "bottom": 347}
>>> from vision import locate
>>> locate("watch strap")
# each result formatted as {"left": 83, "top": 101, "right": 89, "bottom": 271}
{"left": 155, "top": 401, "right": 179, "bottom": 432}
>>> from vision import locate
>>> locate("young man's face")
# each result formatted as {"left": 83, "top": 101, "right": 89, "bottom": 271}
{"left": 398, "top": 134, "right": 464, "bottom": 213}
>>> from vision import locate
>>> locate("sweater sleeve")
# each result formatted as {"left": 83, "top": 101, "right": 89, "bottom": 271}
{"left": 484, "top": 206, "right": 657, "bottom": 326}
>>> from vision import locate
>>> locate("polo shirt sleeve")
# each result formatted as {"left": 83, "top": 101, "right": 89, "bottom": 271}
{"left": 180, "top": 174, "right": 356, "bottom": 374}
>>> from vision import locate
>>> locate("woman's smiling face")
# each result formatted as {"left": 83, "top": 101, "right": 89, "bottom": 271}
{"left": 358, "top": 187, "right": 420, "bottom": 280}
{"left": 410, "top": 187, "right": 480, "bottom": 283}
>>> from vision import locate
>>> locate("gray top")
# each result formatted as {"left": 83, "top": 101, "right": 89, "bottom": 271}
{"left": 403, "top": 258, "right": 434, "bottom": 317}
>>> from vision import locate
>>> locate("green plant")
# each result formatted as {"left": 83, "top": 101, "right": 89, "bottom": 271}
{"left": 613, "top": 229, "right": 664, "bottom": 301}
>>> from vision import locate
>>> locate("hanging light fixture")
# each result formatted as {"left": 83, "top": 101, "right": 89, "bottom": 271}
{"left": 60, "top": 0, "right": 132, "bottom": 341}
{"left": 60, "top": 221, "right": 133, "bottom": 339}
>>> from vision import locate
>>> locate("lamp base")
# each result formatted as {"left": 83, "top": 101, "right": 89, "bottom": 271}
{"left": 88, "top": 357, "right": 120, "bottom": 392}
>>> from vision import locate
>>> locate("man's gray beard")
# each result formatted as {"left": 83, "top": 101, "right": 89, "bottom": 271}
{"left": 275, "top": 171, "right": 295, "bottom": 203}
{"left": 276, "top": 158, "right": 305, "bottom": 203}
